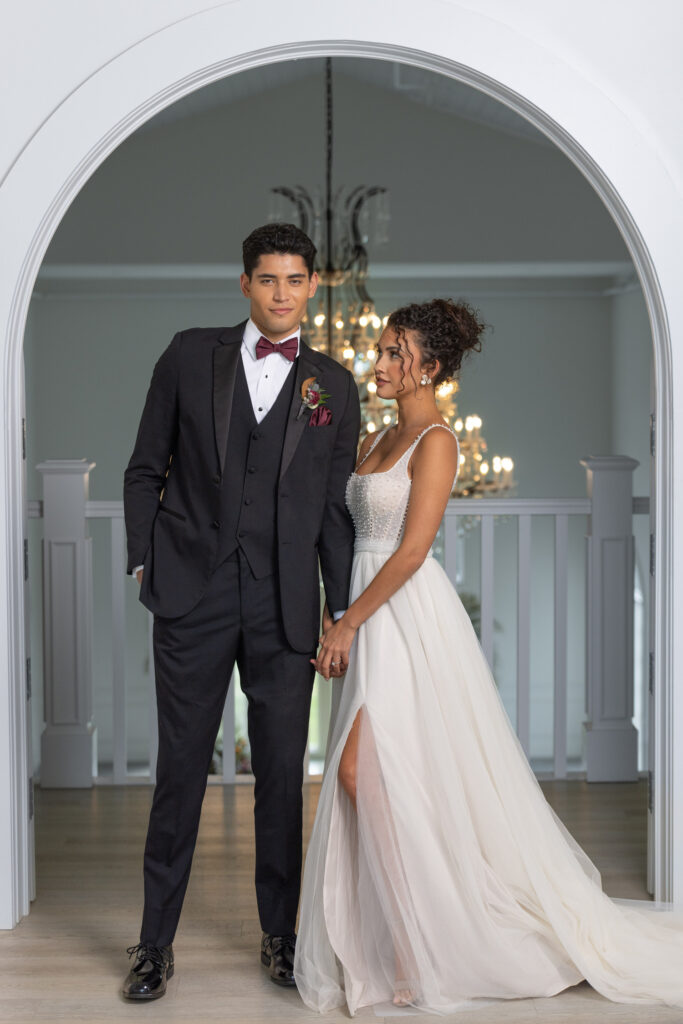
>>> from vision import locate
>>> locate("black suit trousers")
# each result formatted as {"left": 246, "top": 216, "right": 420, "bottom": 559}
{"left": 141, "top": 550, "right": 316, "bottom": 946}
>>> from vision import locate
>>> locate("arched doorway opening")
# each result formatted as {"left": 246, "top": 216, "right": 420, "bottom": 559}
{"left": 1, "top": 36, "right": 673, "bottom": 930}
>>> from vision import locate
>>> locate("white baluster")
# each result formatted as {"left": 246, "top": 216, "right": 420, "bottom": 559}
{"left": 37, "top": 459, "right": 96, "bottom": 787}
{"left": 110, "top": 517, "right": 127, "bottom": 783}
{"left": 480, "top": 516, "right": 494, "bottom": 667}
{"left": 554, "top": 515, "right": 569, "bottom": 779}
{"left": 516, "top": 516, "right": 531, "bottom": 756}
{"left": 581, "top": 456, "right": 639, "bottom": 781}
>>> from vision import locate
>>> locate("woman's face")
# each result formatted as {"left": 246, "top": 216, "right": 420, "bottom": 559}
{"left": 374, "top": 326, "right": 426, "bottom": 401}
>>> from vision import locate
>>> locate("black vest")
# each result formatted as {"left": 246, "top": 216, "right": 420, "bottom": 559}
{"left": 217, "top": 357, "right": 297, "bottom": 576}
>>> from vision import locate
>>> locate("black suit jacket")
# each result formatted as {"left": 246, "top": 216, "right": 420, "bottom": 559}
{"left": 123, "top": 322, "right": 360, "bottom": 652}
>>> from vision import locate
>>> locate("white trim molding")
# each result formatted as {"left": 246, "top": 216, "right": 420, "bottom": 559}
{"left": 35, "top": 260, "right": 635, "bottom": 282}
{"left": 33, "top": 260, "right": 638, "bottom": 301}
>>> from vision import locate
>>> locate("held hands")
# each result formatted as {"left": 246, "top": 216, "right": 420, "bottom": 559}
{"left": 311, "top": 616, "right": 357, "bottom": 680}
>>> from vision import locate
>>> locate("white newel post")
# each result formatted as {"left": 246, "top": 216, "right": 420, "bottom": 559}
{"left": 37, "top": 460, "right": 97, "bottom": 788}
{"left": 581, "top": 456, "right": 639, "bottom": 783}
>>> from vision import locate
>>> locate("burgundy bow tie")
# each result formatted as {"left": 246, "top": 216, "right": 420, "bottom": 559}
{"left": 255, "top": 335, "right": 298, "bottom": 362}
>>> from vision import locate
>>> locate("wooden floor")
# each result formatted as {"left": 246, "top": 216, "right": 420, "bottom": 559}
{"left": 0, "top": 779, "right": 680, "bottom": 1023}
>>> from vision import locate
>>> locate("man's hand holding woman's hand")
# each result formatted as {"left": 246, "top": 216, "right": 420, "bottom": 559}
{"left": 311, "top": 614, "right": 357, "bottom": 680}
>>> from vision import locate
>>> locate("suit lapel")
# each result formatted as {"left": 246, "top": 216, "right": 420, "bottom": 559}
{"left": 279, "top": 342, "right": 323, "bottom": 482}
{"left": 213, "top": 323, "right": 245, "bottom": 472}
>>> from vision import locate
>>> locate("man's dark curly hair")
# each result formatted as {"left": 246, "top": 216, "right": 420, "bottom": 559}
{"left": 242, "top": 222, "right": 317, "bottom": 278}
{"left": 385, "top": 298, "right": 486, "bottom": 392}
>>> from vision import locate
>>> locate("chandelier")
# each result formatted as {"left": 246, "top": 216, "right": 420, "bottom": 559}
{"left": 268, "top": 58, "right": 515, "bottom": 497}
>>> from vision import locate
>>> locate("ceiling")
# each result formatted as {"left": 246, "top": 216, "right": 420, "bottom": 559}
{"left": 143, "top": 56, "right": 549, "bottom": 146}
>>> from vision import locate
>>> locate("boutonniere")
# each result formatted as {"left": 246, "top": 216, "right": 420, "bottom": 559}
{"left": 298, "top": 376, "right": 331, "bottom": 422}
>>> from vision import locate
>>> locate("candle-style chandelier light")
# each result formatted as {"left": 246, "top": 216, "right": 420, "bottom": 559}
{"left": 268, "top": 58, "right": 515, "bottom": 496}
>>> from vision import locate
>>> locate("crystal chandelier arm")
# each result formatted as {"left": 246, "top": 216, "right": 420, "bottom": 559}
{"left": 270, "top": 186, "right": 315, "bottom": 239}
{"left": 335, "top": 185, "right": 364, "bottom": 271}
{"left": 346, "top": 188, "right": 388, "bottom": 309}
{"left": 349, "top": 187, "right": 387, "bottom": 250}
{"left": 352, "top": 266, "right": 374, "bottom": 308}
{"left": 349, "top": 239, "right": 373, "bottom": 309}
{"left": 294, "top": 186, "right": 317, "bottom": 239}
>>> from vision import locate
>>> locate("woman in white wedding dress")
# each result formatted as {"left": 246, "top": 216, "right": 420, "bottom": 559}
{"left": 294, "top": 298, "right": 683, "bottom": 1016}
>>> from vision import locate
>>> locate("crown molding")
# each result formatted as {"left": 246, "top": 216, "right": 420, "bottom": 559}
{"left": 33, "top": 260, "right": 638, "bottom": 300}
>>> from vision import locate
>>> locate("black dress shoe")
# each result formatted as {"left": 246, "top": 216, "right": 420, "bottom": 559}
{"left": 122, "top": 942, "right": 174, "bottom": 1000}
{"left": 261, "top": 932, "right": 296, "bottom": 987}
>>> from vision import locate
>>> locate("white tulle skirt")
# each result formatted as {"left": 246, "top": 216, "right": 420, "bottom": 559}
{"left": 294, "top": 548, "right": 683, "bottom": 1015}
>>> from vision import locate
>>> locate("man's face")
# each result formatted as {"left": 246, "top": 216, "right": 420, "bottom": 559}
{"left": 240, "top": 253, "right": 318, "bottom": 341}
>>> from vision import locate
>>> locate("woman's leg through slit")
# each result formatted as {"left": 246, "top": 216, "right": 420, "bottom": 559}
{"left": 337, "top": 706, "right": 422, "bottom": 1005}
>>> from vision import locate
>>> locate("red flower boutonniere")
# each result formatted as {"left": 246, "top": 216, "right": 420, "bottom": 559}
{"left": 298, "top": 376, "right": 332, "bottom": 425}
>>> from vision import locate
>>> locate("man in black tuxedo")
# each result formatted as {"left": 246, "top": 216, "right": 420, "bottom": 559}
{"left": 122, "top": 223, "right": 360, "bottom": 1000}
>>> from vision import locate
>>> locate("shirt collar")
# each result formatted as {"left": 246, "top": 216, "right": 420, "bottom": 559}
{"left": 242, "top": 318, "right": 301, "bottom": 361}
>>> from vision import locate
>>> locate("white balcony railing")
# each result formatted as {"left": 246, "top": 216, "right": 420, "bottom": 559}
{"left": 29, "top": 456, "right": 648, "bottom": 787}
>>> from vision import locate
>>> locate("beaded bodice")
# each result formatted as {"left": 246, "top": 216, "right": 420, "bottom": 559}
{"left": 345, "top": 423, "right": 459, "bottom": 554}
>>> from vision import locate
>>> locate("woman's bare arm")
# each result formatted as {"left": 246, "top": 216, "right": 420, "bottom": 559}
{"left": 313, "top": 428, "right": 458, "bottom": 677}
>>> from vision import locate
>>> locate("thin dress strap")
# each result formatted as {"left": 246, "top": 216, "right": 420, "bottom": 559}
{"left": 403, "top": 422, "right": 458, "bottom": 459}
{"left": 403, "top": 424, "right": 460, "bottom": 493}
{"left": 356, "top": 426, "right": 389, "bottom": 470}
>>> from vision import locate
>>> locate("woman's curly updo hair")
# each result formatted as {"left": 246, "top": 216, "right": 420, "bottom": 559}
{"left": 385, "top": 298, "right": 486, "bottom": 390}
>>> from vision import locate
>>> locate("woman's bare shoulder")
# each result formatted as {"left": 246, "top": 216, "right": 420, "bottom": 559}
{"left": 410, "top": 424, "right": 459, "bottom": 476}
{"left": 415, "top": 423, "right": 458, "bottom": 454}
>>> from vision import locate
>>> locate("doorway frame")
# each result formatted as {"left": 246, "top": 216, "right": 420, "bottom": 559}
{"left": 0, "top": 36, "right": 674, "bottom": 925}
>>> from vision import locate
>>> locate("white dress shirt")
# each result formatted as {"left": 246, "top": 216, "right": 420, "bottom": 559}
{"left": 241, "top": 317, "right": 300, "bottom": 422}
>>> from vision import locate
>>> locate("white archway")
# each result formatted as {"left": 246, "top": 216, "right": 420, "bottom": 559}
{"left": 0, "top": 4, "right": 679, "bottom": 928}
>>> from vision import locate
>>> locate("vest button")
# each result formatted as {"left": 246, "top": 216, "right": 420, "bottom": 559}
{"left": 211, "top": 520, "right": 220, "bottom": 529}
{"left": 252, "top": 431, "right": 261, "bottom": 440}
{"left": 244, "top": 498, "right": 252, "bottom": 506}
{"left": 212, "top": 474, "right": 221, "bottom": 484}
{"left": 248, "top": 466, "right": 256, "bottom": 474}
{"left": 238, "top": 530, "right": 246, "bottom": 538}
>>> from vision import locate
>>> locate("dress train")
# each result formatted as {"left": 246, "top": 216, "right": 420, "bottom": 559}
{"left": 295, "top": 425, "right": 683, "bottom": 1015}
